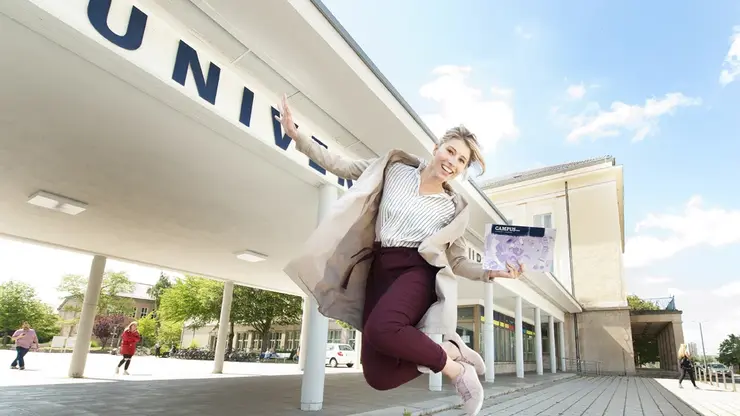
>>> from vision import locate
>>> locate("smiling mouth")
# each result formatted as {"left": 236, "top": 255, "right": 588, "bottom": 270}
{"left": 442, "top": 165, "right": 454, "bottom": 175}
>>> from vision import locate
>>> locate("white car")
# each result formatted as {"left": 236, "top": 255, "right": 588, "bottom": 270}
{"left": 325, "top": 343, "right": 356, "bottom": 368}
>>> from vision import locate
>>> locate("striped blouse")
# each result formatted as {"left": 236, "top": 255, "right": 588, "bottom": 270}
{"left": 376, "top": 162, "right": 457, "bottom": 248}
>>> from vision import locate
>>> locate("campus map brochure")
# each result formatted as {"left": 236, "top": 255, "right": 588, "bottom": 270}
{"left": 482, "top": 224, "right": 557, "bottom": 272}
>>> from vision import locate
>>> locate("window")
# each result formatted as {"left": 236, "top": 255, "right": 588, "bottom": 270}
{"left": 339, "top": 344, "right": 353, "bottom": 351}
{"left": 139, "top": 307, "right": 148, "bottom": 318}
{"left": 348, "top": 330, "right": 357, "bottom": 349}
{"left": 130, "top": 307, "right": 137, "bottom": 318}
{"left": 285, "top": 331, "right": 299, "bottom": 350}
{"left": 268, "top": 332, "right": 282, "bottom": 350}
{"left": 327, "top": 330, "right": 342, "bottom": 344}
{"left": 249, "top": 331, "right": 262, "bottom": 351}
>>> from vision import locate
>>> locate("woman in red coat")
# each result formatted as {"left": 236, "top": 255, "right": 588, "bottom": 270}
{"left": 116, "top": 321, "right": 140, "bottom": 375}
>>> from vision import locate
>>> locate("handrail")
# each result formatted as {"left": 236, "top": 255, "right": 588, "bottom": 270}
{"left": 561, "top": 357, "right": 603, "bottom": 376}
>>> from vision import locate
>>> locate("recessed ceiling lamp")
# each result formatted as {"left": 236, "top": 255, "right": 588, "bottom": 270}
{"left": 235, "top": 250, "right": 268, "bottom": 263}
{"left": 27, "top": 191, "right": 87, "bottom": 216}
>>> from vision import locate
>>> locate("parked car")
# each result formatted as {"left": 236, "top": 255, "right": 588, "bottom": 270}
{"left": 706, "top": 363, "right": 731, "bottom": 377}
{"left": 325, "top": 343, "right": 356, "bottom": 368}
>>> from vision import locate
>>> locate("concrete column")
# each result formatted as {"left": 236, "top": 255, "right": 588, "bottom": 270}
{"left": 483, "top": 282, "right": 495, "bottom": 382}
{"left": 68, "top": 255, "right": 106, "bottom": 378}
{"left": 354, "top": 330, "right": 362, "bottom": 367}
{"left": 549, "top": 316, "right": 557, "bottom": 373}
{"left": 300, "top": 184, "right": 337, "bottom": 411}
{"left": 515, "top": 296, "right": 524, "bottom": 378}
{"left": 558, "top": 321, "right": 566, "bottom": 371}
{"left": 428, "top": 333, "right": 444, "bottom": 391}
{"left": 299, "top": 296, "right": 310, "bottom": 370}
{"left": 534, "top": 308, "right": 543, "bottom": 375}
{"left": 213, "top": 280, "right": 234, "bottom": 374}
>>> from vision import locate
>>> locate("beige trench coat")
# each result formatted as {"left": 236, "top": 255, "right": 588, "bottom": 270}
{"left": 283, "top": 132, "right": 488, "bottom": 336}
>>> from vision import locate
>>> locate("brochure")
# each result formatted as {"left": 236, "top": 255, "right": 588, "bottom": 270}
{"left": 483, "top": 224, "right": 556, "bottom": 272}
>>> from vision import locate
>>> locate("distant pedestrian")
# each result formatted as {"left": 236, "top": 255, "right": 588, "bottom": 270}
{"left": 154, "top": 342, "right": 161, "bottom": 357}
{"left": 115, "top": 321, "right": 140, "bottom": 375}
{"left": 678, "top": 344, "right": 698, "bottom": 389}
{"left": 10, "top": 321, "right": 39, "bottom": 370}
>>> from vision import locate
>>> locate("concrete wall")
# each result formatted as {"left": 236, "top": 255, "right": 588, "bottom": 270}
{"left": 577, "top": 309, "right": 636, "bottom": 375}
{"left": 568, "top": 181, "right": 627, "bottom": 308}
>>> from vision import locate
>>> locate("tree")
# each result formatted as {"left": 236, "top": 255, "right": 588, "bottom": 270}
{"left": 718, "top": 334, "right": 740, "bottom": 367}
{"left": 92, "top": 314, "right": 131, "bottom": 349}
{"left": 57, "top": 271, "right": 136, "bottom": 318}
{"left": 157, "top": 275, "right": 221, "bottom": 330}
{"left": 231, "top": 286, "right": 303, "bottom": 353}
{"left": 158, "top": 319, "right": 183, "bottom": 348}
{"left": 627, "top": 295, "right": 659, "bottom": 311}
{"left": 137, "top": 313, "right": 157, "bottom": 346}
{"left": 147, "top": 272, "right": 172, "bottom": 312}
{"left": 0, "top": 281, "right": 60, "bottom": 345}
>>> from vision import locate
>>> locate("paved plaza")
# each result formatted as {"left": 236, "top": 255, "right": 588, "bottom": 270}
{"left": 2, "top": 351, "right": 740, "bottom": 415}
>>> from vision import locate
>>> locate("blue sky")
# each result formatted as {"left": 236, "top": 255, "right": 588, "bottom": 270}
{"left": 322, "top": 0, "right": 740, "bottom": 354}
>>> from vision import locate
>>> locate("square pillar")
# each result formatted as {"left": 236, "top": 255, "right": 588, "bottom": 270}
{"left": 213, "top": 280, "right": 234, "bottom": 374}
{"left": 549, "top": 316, "right": 557, "bottom": 373}
{"left": 428, "top": 333, "right": 443, "bottom": 391}
{"left": 483, "top": 282, "right": 495, "bottom": 382}
{"left": 557, "top": 321, "right": 566, "bottom": 371}
{"left": 534, "top": 308, "right": 543, "bottom": 375}
{"left": 515, "top": 296, "right": 524, "bottom": 378}
{"left": 300, "top": 184, "right": 337, "bottom": 411}
{"left": 68, "top": 255, "right": 106, "bottom": 378}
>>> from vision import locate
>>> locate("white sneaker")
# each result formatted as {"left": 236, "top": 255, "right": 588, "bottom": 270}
{"left": 454, "top": 363, "right": 484, "bottom": 416}
{"left": 123, "top": 370, "right": 130, "bottom": 375}
{"left": 444, "top": 332, "right": 486, "bottom": 375}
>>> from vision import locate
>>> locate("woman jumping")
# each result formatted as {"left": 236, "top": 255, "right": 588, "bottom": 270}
{"left": 278, "top": 95, "right": 523, "bottom": 415}
{"left": 116, "top": 321, "right": 140, "bottom": 375}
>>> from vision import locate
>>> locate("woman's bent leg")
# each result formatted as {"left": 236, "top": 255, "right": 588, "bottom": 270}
{"left": 362, "top": 262, "right": 446, "bottom": 390}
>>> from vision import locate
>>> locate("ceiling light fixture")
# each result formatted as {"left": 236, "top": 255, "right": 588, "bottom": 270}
{"left": 27, "top": 191, "right": 88, "bottom": 216}
{"left": 235, "top": 250, "right": 268, "bottom": 263}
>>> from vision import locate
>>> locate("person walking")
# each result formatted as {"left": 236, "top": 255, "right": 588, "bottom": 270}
{"left": 678, "top": 344, "right": 698, "bottom": 389}
{"left": 277, "top": 95, "right": 524, "bottom": 416}
{"left": 10, "top": 321, "right": 39, "bottom": 370}
{"left": 116, "top": 321, "right": 140, "bottom": 375}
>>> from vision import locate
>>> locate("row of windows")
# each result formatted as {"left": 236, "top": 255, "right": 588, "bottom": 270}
{"left": 229, "top": 329, "right": 358, "bottom": 351}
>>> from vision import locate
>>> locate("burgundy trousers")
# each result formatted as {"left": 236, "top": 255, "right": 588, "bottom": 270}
{"left": 361, "top": 245, "right": 448, "bottom": 391}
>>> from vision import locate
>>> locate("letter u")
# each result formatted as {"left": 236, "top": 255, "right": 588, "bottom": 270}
{"left": 87, "top": 0, "right": 148, "bottom": 51}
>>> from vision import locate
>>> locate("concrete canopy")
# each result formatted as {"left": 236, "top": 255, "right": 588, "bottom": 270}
{"left": 1, "top": 0, "right": 508, "bottom": 299}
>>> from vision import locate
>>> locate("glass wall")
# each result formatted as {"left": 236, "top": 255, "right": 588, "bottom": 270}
{"left": 468, "top": 305, "right": 538, "bottom": 363}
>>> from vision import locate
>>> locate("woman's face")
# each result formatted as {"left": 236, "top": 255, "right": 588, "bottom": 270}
{"left": 430, "top": 139, "right": 471, "bottom": 183}
{"left": 131, "top": 324, "right": 137, "bottom": 331}
{"left": 22, "top": 322, "right": 29, "bottom": 330}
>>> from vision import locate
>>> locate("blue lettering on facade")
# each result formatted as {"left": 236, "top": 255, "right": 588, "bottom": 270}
{"left": 87, "top": 0, "right": 148, "bottom": 51}
{"left": 88, "top": 0, "right": 351, "bottom": 189}
{"left": 172, "top": 40, "right": 221, "bottom": 105}
{"left": 238, "top": 87, "right": 255, "bottom": 127}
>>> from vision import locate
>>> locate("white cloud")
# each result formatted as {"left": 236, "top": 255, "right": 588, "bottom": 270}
{"left": 719, "top": 26, "right": 740, "bottom": 86}
{"left": 711, "top": 281, "right": 740, "bottom": 298}
{"left": 625, "top": 195, "right": 740, "bottom": 268}
{"left": 515, "top": 25, "right": 533, "bottom": 40}
{"left": 419, "top": 65, "right": 519, "bottom": 151}
{"left": 566, "top": 83, "right": 587, "bottom": 100}
{"left": 566, "top": 93, "right": 701, "bottom": 143}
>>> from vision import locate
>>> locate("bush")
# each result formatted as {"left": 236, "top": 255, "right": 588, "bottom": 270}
{"left": 90, "top": 340, "right": 100, "bottom": 348}
{"left": 188, "top": 339, "right": 199, "bottom": 349}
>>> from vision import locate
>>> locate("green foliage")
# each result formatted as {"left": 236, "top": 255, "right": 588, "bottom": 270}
{"left": 336, "top": 320, "right": 354, "bottom": 330}
{"left": 231, "top": 286, "right": 303, "bottom": 353}
{"left": 91, "top": 340, "right": 100, "bottom": 348}
{"left": 0, "top": 281, "right": 60, "bottom": 344}
{"left": 137, "top": 313, "right": 157, "bottom": 346}
{"left": 633, "top": 337, "right": 660, "bottom": 366}
{"left": 158, "top": 319, "right": 183, "bottom": 347}
{"left": 147, "top": 273, "right": 172, "bottom": 311}
{"left": 188, "top": 339, "right": 199, "bottom": 349}
{"left": 718, "top": 334, "right": 740, "bottom": 367}
{"left": 157, "top": 275, "right": 221, "bottom": 329}
{"left": 57, "top": 271, "right": 136, "bottom": 317}
{"left": 627, "top": 295, "right": 660, "bottom": 311}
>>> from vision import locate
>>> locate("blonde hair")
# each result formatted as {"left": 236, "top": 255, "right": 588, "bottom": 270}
{"left": 125, "top": 321, "right": 138, "bottom": 332}
{"left": 678, "top": 344, "right": 688, "bottom": 359}
{"left": 439, "top": 125, "right": 486, "bottom": 176}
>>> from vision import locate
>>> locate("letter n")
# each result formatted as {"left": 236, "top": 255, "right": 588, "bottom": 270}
{"left": 172, "top": 40, "right": 221, "bottom": 105}
{"left": 87, "top": 0, "right": 148, "bottom": 51}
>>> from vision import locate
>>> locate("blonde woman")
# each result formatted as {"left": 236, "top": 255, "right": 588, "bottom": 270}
{"left": 116, "top": 321, "right": 140, "bottom": 375}
{"left": 678, "top": 344, "right": 698, "bottom": 389}
{"left": 277, "top": 95, "right": 524, "bottom": 416}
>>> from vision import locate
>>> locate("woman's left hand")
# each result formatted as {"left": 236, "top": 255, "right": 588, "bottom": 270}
{"left": 486, "top": 261, "right": 525, "bottom": 281}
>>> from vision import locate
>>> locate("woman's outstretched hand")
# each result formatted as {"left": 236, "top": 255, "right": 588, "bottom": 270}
{"left": 274, "top": 93, "right": 299, "bottom": 140}
{"left": 486, "top": 261, "right": 525, "bottom": 281}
